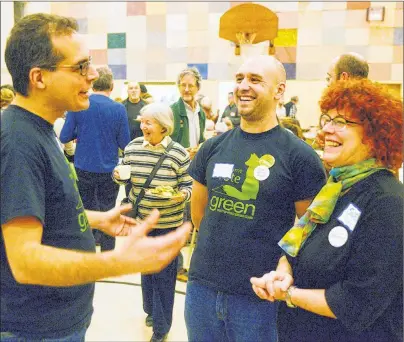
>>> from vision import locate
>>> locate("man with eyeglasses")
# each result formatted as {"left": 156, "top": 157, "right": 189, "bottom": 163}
{"left": 170, "top": 67, "right": 206, "bottom": 283}
{"left": 60, "top": 66, "right": 131, "bottom": 253}
{"left": 1, "top": 13, "right": 191, "bottom": 341}
{"left": 170, "top": 67, "right": 206, "bottom": 155}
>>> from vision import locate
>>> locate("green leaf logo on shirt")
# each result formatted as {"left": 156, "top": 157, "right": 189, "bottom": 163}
{"left": 210, "top": 153, "right": 275, "bottom": 219}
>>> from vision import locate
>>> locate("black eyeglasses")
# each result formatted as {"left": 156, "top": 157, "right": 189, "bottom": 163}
{"left": 319, "top": 113, "right": 361, "bottom": 131}
{"left": 47, "top": 56, "right": 92, "bottom": 76}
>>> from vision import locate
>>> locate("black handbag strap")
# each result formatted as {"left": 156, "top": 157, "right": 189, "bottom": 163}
{"left": 132, "top": 140, "right": 176, "bottom": 216}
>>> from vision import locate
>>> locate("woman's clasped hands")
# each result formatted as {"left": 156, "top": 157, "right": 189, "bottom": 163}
{"left": 250, "top": 271, "right": 294, "bottom": 302}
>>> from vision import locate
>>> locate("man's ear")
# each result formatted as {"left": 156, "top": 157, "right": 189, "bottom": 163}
{"left": 29, "top": 67, "right": 46, "bottom": 90}
{"left": 274, "top": 82, "right": 286, "bottom": 100}
{"left": 340, "top": 72, "right": 349, "bottom": 81}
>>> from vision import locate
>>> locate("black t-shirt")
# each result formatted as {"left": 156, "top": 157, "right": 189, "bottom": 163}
{"left": 1, "top": 106, "right": 96, "bottom": 338}
{"left": 124, "top": 99, "right": 146, "bottom": 140}
{"left": 188, "top": 126, "right": 326, "bottom": 296}
{"left": 278, "top": 170, "right": 403, "bottom": 342}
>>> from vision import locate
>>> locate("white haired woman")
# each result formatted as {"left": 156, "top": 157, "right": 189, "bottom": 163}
{"left": 113, "top": 103, "right": 192, "bottom": 342}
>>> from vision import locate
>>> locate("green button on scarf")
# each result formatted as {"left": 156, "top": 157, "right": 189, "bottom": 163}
{"left": 278, "top": 158, "right": 388, "bottom": 257}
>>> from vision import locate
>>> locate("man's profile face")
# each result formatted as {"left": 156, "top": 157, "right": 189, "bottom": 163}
{"left": 127, "top": 82, "right": 141, "bottom": 102}
{"left": 178, "top": 74, "right": 198, "bottom": 106}
{"left": 44, "top": 33, "right": 98, "bottom": 112}
{"left": 326, "top": 63, "right": 338, "bottom": 87}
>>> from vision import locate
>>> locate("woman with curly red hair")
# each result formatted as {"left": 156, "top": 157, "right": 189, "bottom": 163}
{"left": 251, "top": 79, "right": 403, "bottom": 342}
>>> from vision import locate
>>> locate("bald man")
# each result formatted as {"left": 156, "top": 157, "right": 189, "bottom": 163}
{"left": 122, "top": 81, "right": 146, "bottom": 140}
{"left": 326, "top": 52, "right": 369, "bottom": 86}
{"left": 185, "top": 56, "right": 326, "bottom": 342}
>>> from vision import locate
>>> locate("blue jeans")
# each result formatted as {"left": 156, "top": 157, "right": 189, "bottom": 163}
{"left": 0, "top": 324, "right": 88, "bottom": 342}
{"left": 185, "top": 280, "right": 278, "bottom": 342}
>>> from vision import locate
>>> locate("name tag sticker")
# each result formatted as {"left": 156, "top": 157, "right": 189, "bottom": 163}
{"left": 212, "top": 163, "right": 234, "bottom": 178}
{"left": 338, "top": 203, "right": 362, "bottom": 232}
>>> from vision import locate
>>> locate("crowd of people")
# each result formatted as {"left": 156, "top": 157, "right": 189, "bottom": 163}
{"left": 1, "top": 12, "right": 403, "bottom": 342}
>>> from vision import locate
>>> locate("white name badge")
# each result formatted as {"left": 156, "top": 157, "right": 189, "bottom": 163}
{"left": 328, "top": 226, "right": 348, "bottom": 248}
{"left": 338, "top": 203, "right": 361, "bottom": 232}
{"left": 212, "top": 163, "right": 234, "bottom": 178}
{"left": 254, "top": 166, "right": 270, "bottom": 181}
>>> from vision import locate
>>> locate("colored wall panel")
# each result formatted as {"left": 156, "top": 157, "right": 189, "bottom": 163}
{"left": 187, "top": 63, "right": 208, "bottom": 79}
{"left": 127, "top": 2, "right": 146, "bottom": 16}
{"left": 146, "top": 2, "right": 167, "bottom": 15}
{"left": 346, "top": 2, "right": 370, "bottom": 10}
{"left": 108, "top": 49, "right": 126, "bottom": 65}
{"left": 76, "top": 18, "right": 88, "bottom": 34}
{"left": 275, "top": 47, "right": 297, "bottom": 63}
{"left": 394, "top": 27, "right": 403, "bottom": 45}
{"left": 274, "top": 29, "right": 298, "bottom": 47}
{"left": 284, "top": 63, "right": 296, "bottom": 80}
{"left": 107, "top": 33, "right": 126, "bottom": 49}
{"left": 109, "top": 64, "right": 127, "bottom": 80}
{"left": 90, "top": 49, "right": 108, "bottom": 65}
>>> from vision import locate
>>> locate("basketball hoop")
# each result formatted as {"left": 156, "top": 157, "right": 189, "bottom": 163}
{"left": 235, "top": 32, "right": 266, "bottom": 57}
{"left": 219, "top": 3, "right": 279, "bottom": 57}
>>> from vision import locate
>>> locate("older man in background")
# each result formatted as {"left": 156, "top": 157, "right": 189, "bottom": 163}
{"left": 123, "top": 81, "right": 146, "bottom": 141}
{"left": 170, "top": 67, "right": 206, "bottom": 155}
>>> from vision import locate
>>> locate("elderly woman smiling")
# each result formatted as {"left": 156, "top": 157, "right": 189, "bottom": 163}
{"left": 113, "top": 102, "right": 192, "bottom": 342}
{"left": 251, "top": 79, "right": 403, "bottom": 342}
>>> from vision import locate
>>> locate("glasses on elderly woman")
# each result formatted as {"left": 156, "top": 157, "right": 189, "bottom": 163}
{"left": 319, "top": 113, "right": 361, "bottom": 131}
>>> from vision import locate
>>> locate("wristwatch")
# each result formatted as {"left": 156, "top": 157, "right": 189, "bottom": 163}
{"left": 285, "top": 285, "right": 297, "bottom": 308}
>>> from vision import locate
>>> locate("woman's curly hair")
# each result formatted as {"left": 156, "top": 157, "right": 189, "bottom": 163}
{"left": 319, "top": 79, "right": 403, "bottom": 170}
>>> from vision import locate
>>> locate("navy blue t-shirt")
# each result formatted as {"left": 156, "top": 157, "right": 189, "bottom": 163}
{"left": 188, "top": 126, "right": 326, "bottom": 296}
{"left": 1, "top": 105, "right": 96, "bottom": 338}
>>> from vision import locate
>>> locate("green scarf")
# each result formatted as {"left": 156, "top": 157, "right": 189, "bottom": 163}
{"left": 278, "top": 159, "right": 388, "bottom": 257}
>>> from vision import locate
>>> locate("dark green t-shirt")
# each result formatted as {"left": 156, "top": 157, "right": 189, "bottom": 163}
{"left": 188, "top": 126, "right": 326, "bottom": 296}
{"left": 1, "top": 106, "right": 96, "bottom": 338}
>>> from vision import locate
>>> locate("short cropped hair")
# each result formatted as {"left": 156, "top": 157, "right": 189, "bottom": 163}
{"left": 335, "top": 53, "right": 369, "bottom": 80}
{"left": 177, "top": 67, "right": 202, "bottom": 90}
{"left": 1, "top": 84, "right": 16, "bottom": 95}
{"left": 319, "top": 79, "right": 403, "bottom": 169}
{"left": 1, "top": 88, "right": 15, "bottom": 108}
{"left": 140, "top": 103, "right": 174, "bottom": 137}
{"left": 5, "top": 13, "right": 78, "bottom": 96}
{"left": 92, "top": 66, "right": 113, "bottom": 91}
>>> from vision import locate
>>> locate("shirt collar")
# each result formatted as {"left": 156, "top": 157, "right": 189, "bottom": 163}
{"left": 183, "top": 99, "right": 200, "bottom": 114}
{"left": 142, "top": 135, "right": 170, "bottom": 148}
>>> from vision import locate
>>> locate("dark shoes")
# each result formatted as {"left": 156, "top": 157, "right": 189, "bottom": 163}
{"left": 145, "top": 315, "right": 153, "bottom": 327}
{"left": 150, "top": 333, "right": 168, "bottom": 342}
